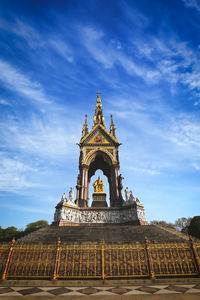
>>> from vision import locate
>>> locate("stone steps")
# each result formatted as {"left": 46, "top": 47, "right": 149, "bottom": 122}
{"left": 17, "top": 225, "right": 189, "bottom": 244}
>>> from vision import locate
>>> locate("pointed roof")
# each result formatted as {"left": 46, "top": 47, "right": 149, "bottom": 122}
{"left": 80, "top": 123, "right": 119, "bottom": 145}
{"left": 79, "top": 92, "right": 120, "bottom": 145}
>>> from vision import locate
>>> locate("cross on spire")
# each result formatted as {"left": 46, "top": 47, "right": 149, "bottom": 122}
{"left": 96, "top": 91, "right": 101, "bottom": 97}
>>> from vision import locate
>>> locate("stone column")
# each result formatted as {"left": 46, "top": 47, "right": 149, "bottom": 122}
{"left": 87, "top": 180, "right": 90, "bottom": 203}
{"left": 75, "top": 173, "right": 81, "bottom": 205}
{"left": 115, "top": 168, "right": 119, "bottom": 198}
{"left": 76, "top": 185, "right": 80, "bottom": 203}
{"left": 84, "top": 167, "right": 89, "bottom": 207}
{"left": 80, "top": 168, "right": 85, "bottom": 200}
{"left": 109, "top": 166, "right": 118, "bottom": 207}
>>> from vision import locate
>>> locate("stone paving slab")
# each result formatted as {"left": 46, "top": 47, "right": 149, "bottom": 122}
{"left": 0, "top": 284, "right": 200, "bottom": 297}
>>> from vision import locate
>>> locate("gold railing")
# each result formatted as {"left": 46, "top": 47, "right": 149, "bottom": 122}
{"left": 0, "top": 238, "right": 199, "bottom": 280}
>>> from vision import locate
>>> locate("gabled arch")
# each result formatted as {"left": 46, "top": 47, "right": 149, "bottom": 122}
{"left": 85, "top": 149, "right": 113, "bottom": 165}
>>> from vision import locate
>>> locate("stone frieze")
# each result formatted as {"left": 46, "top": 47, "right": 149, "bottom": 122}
{"left": 54, "top": 204, "right": 146, "bottom": 224}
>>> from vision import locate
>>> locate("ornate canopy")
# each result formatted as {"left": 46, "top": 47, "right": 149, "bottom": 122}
{"left": 76, "top": 93, "right": 123, "bottom": 207}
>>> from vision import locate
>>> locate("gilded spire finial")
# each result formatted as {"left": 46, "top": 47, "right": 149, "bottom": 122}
{"left": 93, "top": 92, "right": 105, "bottom": 127}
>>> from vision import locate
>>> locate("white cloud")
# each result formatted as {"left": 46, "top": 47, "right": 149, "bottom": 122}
{"left": 0, "top": 99, "right": 12, "bottom": 106}
{"left": 80, "top": 26, "right": 161, "bottom": 83}
{"left": 182, "top": 0, "right": 200, "bottom": 11}
{"left": 0, "top": 18, "right": 74, "bottom": 64}
{"left": 49, "top": 38, "right": 73, "bottom": 62}
{"left": 0, "top": 153, "right": 40, "bottom": 192}
{"left": 13, "top": 19, "right": 44, "bottom": 48}
{"left": 169, "top": 115, "right": 200, "bottom": 150}
{"left": 0, "top": 18, "right": 43, "bottom": 48}
{"left": 80, "top": 25, "right": 200, "bottom": 94}
{"left": 133, "top": 37, "right": 200, "bottom": 105}
{"left": 0, "top": 111, "right": 81, "bottom": 160}
{"left": 128, "top": 166, "right": 160, "bottom": 175}
{"left": 193, "top": 163, "right": 200, "bottom": 170}
{"left": 0, "top": 59, "right": 50, "bottom": 104}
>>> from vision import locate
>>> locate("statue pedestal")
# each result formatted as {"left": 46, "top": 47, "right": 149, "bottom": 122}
{"left": 91, "top": 193, "right": 108, "bottom": 207}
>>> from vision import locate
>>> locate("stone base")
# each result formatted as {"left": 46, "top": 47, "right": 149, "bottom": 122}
{"left": 91, "top": 193, "right": 108, "bottom": 207}
{"left": 54, "top": 202, "right": 147, "bottom": 226}
{"left": 52, "top": 219, "right": 148, "bottom": 226}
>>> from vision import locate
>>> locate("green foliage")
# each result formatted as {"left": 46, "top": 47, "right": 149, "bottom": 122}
{"left": 0, "top": 220, "right": 49, "bottom": 241}
{"left": 188, "top": 216, "right": 200, "bottom": 239}
{"left": 25, "top": 220, "right": 49, "bottom": 231}
{"left": 0, "top": 226, "right": 21, "bottom": 241}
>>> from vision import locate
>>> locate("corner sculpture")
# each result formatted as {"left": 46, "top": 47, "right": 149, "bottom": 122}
{"left": 53, "top": 93, "right": 147, "bottom": 225}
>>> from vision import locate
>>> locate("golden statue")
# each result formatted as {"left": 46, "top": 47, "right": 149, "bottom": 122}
{"left": 93, "top": 176, "right": 104, "bottom": 193}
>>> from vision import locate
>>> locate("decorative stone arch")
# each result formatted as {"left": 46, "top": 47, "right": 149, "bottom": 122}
{"left": 85, "top": 149, "right": 114, "bottom": 166}
{"left": 76, "top": 149, "right": 122, "bottom": 207}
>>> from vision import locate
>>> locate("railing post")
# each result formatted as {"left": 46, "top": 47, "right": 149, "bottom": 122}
{"left": 145, "top": 237, "right": 156, "bottom": 279}
{"left": 101, "top": 240, "right": 105, "bottom": 280}
{"left": 189, "top": 236, "right": 200, "bottom": 274}
{"left": 2, "top": 237, "right": 15, "bottom": 280}
{"left": 52, "top": 237, "right": 61, "bottom": 281}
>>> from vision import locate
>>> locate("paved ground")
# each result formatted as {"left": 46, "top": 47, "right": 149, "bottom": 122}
{"left": 0, "top": 279, "right": 200, "bottom": 299}
{"left": 0, "top": 284, "right": 200, "bottom": 296}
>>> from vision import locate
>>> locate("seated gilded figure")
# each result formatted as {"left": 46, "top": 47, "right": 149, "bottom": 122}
{"left": 93, "top": 176, "right": 104, "bottom": 193}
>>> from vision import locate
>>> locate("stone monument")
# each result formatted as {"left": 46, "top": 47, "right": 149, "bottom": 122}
{"left": 53, "top": 92, "right": 147, "bottom": 226}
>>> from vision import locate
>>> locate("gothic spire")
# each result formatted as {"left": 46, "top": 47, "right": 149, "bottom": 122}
{"left": 110, "top": 114, "right": 116, "bottom": 137}
{"left": 93, "top": 92, "right": 105, "bottom": 127}
{"left": 82, "top": 114, "right": 88, "bottom": 137}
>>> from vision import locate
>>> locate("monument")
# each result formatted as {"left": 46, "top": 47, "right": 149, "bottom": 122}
{"left": 53, "top": 92, "right": 147, "bottom": 225}
{"left": 1, "top": 93, "right": 199, "bottom": 283}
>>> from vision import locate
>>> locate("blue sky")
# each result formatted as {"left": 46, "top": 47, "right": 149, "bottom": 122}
{"left": 0, "top": 0, "right": 200, "bottom": 229}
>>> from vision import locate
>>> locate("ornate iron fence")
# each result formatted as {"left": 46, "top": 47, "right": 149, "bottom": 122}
{"left": 0, "top": 238, "right": 199, "bottom": 280}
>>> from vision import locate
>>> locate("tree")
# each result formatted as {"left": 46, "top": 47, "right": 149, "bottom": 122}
{"left": 150, "top": 220, "right": 175, "bottom": 229}
{"left": 174, "top": 217, "right": 192, "bottom": 233}
{"left": 0, "top": 226, "right": 21, "bottom": 241}
{"left": 25, "top": 220, "right": 49, "bottom": 231}
{"left": 188, "top": 216, "right": 200, "bottom": 239}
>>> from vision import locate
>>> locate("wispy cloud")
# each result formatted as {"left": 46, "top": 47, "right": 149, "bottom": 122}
{"left": 132, "top": 37, "right": 200, "bottom": 105}
{"left": 80, "top": 26, "right": 161, "bottom": 83}
{"left": 193, "top": 162, "right": 200, "bottom": 170}
{"left": 0, "top": 153, "right": 40, "bottom": 192}
{"left": 127, "top": 165, "right": 160, "bottom": 175}
{"left": 0, "top": 113, "right": 80, "bottom": 160}
{"left": 182, "top": 0, "right": 200, "bottom": 11}
{"left": 80, "top": 24, "right": 200, "bottom": 100}
{"left": 0, "top": 99, "right": 12, "bottom": 106}
{"left": 0, "top": 18, "right": 74, "bottom": 64}
{"left": 49, "top": 38, "right": 73, "bottom": 62}
{"left": 0, "top": 59, "right": 50, "bottom": 104}
{"left": 169, "top": 115, "right": 200, "bottom": 151}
